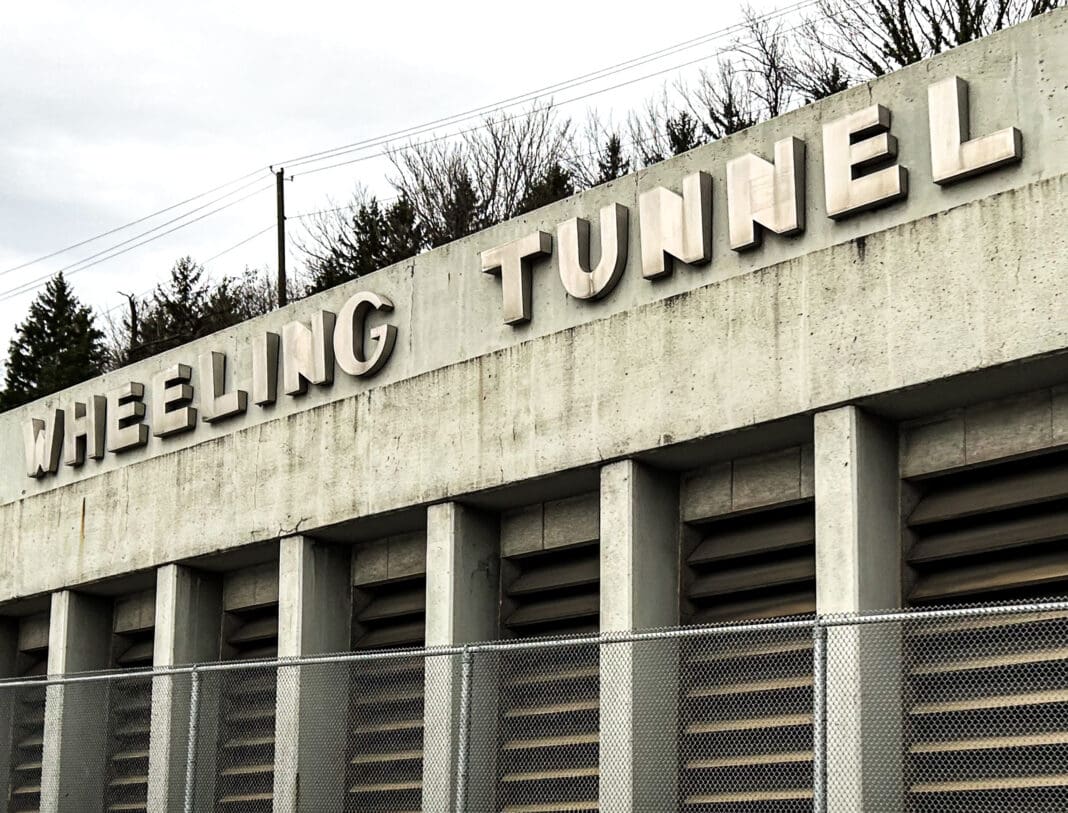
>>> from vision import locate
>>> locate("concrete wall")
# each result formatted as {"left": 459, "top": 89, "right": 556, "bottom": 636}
{"left": 0, "top": 10, "right": 1066, "bottom": 604}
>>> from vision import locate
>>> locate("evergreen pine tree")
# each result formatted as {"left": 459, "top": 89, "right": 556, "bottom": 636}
{"left": 595, "top": 135, "right": 630, "bottom": 184}
{"left": 429, "top": 173, "right": 484, "bottom": 248}
{"left": 516, "top": 163, "right": 575, "bottom": 215}
{"left": 0, "top": 273, "right": 106, "bottom": 411}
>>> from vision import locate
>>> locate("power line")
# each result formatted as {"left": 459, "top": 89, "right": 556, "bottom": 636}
{"left": 0, "top": 167, "right": 267, "bottom": 278}
{"left": 288, "top": 2, "right": 834, "bottom": 179}
{"left": 278, "top": 0, "right": 818, "bottom": 172}
{"left": 0, "top": 0, "right": 829, "bottom": 305}
{"left": 203, "top": 224, "right": 276, "bottom": 265}
{"left": 1, "top": 176, "right": 272, "bottom": 286}
{"left": 0, "top": 184, "right": 274, "bottom": 304}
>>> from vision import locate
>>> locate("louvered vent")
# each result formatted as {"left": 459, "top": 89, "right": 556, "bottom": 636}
{"left": 904, "top": 451, "right": 1068, "bottom": 810}
{"left": 6, "top": 628, "right": 47, "bottom": 813}
{"left": 346, "top": 573, "right": 426, "bottom": 813}
{"left": 102, "top": 619, "right": 155, "bottom": 812}
{"left": 214, "top": 603, "right": 278, "bottom": 812}
{"left": 680, "top": 501, "right": 816, "bottom": 813}
{"left": 497, "top": 541, "right": 600, "bottom": 813}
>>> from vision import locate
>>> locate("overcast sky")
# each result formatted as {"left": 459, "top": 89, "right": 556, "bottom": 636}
{"left": 0, "top": 0, "right": 788, "bottom": 360}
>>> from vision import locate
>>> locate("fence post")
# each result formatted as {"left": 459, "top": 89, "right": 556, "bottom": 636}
{"left": 181, "top": 666, "right": 200, "bottom": 813}
{"left": 453, "top": 646, "right": 473, "bottom": 813}
{"left": 812, "top": 621, "right": 827, "bottom": 813}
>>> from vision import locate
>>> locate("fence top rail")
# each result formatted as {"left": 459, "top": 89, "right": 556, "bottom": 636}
{"left": 1, "top": 598, "right": 1065, "bottom": 688}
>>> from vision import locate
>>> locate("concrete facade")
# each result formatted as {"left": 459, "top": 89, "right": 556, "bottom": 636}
{"left": 0, "top": 9, "right": 1067, "bottom": 812}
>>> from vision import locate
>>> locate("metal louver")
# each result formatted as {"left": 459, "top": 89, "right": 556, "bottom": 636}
{"left": 680, "top": 502, "right": 816, "bottom": 812}
{"left": 346, "top": 573, "right": 426, "bottom": 813}
{"left": 497, "top": 541, "right": 600, "bottom": 813}
{"left": 5, "top": 616, "right": 48, "bottom": 813}
{"left": 214, "top": 602, "right": 279, "bottom": 812}
{"left": 101, "top": 617, "right": 155, "bottom": 813}
{"left": 904, "top": 452, "right": 1068, "bottom": 810}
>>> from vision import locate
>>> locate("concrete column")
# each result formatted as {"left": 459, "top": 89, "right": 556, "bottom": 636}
{"left": 814, "top": 405, "right": 902, "bottom": 813}
{"left": 39, "top": 590, "right": 112, "bottom": 813}
{"left": 599, "top": 459, "right": 680, "bottom": 812}
{"left": 147, "top": 564, "right": 223, "bottom": 813}
{"left": 422, "top": 502, "right": 500, "bottom": 813}
{"left": 273, "top": 535, "right": 351, "bottom": 813}
{"left": 0, "top": 618, "right": 18, "bottom": 808}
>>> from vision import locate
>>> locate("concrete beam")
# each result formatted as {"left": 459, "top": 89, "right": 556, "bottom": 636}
{"left": 422, "top": 502, "right": 499, "bottom": 813}
{"left": 814, "top": 405, "right": 902, "bottom": 813}
{"left": 273, "top": 535, "right": 351, "bottom": 813}
{"left": 39, "top": 590, "right": 112, "bottom": 813}
{"left": 599, "top": 459, "right": 680, "bottom": 812}
{"left": 147, "top": 564, "right": 222, "bottom": 813}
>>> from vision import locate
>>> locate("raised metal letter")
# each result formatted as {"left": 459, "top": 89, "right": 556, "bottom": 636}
{"left": 152, "top": 364, "right": 197, "bottom": 438}
{"left": 823, "top": 105, "right": 908, "bottom": 219}
{"left": 481, "top": 231, "right": 552, "bottom": 325}
{"left": 107, "top": 382, "right": 149, "bottom": 453}
{"left": 282, "top": 311, "right": 336, "bottom": 396}
{"left": 727, "top": 137, "right": 805, "bottom": 250}
{"left": 24, "top": 409, "right": 64, "bottom": 478}
{"left": 252, "top": 332, "right": 281, "bottom": 406}
{"left": 199, "top": 351, "right": 248, "bottom": 423}
{"left": 333, "top": 292, "right": 398, "bottom": 378}
{"left": 638, "top": 171, "right": 712, "bottom": 279}
{"left": 64, "top": 396, "right": 106, "bottom": 466}
{"left": 557, "top": 203, "right": 629, "bottom": 300}
{"left": 929, "top": 75, "right": 1022, "bottom": 185}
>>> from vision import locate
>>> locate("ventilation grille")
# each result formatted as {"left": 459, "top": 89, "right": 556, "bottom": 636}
{"left": 6, "top": 648, "right": 47, "bottom": 813}
{"left": 346, "top": 574, "right": 426, "bottom": 813}
{"left": 102, "top": 627, "right": 155, "bottom": 813}
{"left": 498, "top": 541, "right": 601, "bottom": 813}
{"left": 680, "top": 502, "right": 816, "bottom": 813}
{"left": 215, "top": 603, "right": 278, "bottom": 812}
{"left": 904, "top": 452, "right": 1068, "bottom": 810}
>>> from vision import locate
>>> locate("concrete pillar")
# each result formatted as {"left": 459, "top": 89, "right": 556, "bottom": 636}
{"left": 422, "top": 502, "right": 500, "bottom": 812}
{"left": 599, "top": 459, "right": 680, "bottom": 812}
{"left": 814, "top": 405, "right": 902, "bottom": 813}
{"left": 146, "top": 564, "right": 223, "bottom": 813}
{"left": 39, "top": 590, "right": 112, "bottom": 813}
{"left": 0, "top": 618, "right": 18, "bottom": 808}
{"left": 273, "top": 535, "right": 351, "bottom": 813}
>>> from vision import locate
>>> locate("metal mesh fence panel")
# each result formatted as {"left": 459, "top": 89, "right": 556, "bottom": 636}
{"left": 466, "top": 638, "right": 601, "bottom": 813}
{"left": 671, "top": 624, "right": 816, "bottom": 813}
{"left": 3, "top": 601, "right": 1068, "bottom": 812}
{"left": 2, "top": 680, "right": 45, "bottom": 812}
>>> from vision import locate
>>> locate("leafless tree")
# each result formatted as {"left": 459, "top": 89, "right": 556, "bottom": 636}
{"left": 799, "top": 0, "right": 1061, "bottom": 81}
{"left": 294, "top": 189, "right": 366, "bottom": 275}
{"left": 388, "top": 105, "right": 573, "bottom": 234}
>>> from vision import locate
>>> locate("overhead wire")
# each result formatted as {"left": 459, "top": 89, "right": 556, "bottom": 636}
{"left": 288, "top": 1, "right": 838, "bottom": 178}
{"left": 0, "top": 167, "right": 267, "bottom": 278}
{"left": 0, "top": 184, "right": 274, "bottom": 303}
{"left": 2, "top": 0, "right": 825, "bottom": 304}
{"left": 277, "top": 0, "right": 820, "bottom": 172}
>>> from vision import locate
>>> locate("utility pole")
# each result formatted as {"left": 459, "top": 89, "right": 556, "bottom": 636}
{"left": 275, "top": 167, "right": 287, "bottom": 307}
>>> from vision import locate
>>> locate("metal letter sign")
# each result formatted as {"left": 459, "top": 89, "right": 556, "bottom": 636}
{"left": 557, "top": 204, "right": 629, "bottom": 300}
{"left": 928, "top": 75, "right": 1022, "bottom": 185}
{"left": 823, "top": 105, "right": 908, "bottom": 219}
{"left": 19, "top": 72, "right": 1030, "bottom": 479}
{"left": 481, "top": 232, "right": 553, "bottom": 325}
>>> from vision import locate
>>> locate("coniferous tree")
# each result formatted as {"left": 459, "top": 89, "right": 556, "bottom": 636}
{"left": 0, "top": 273, "right": 106, "bottom": 411}
{"left": 595, "top": 135, "right": 630, "bottom": 184}
{"left": 428, "top": 173, "right": 484, "bottom": 248}
{"left": 305, "top": 195, "right": 425, "bottom": 295}
{"left": 516, "top": 163, "right": 575, "bottom": 215}
{"left": 122, "top": 257, "right": 271, "bottom": 364}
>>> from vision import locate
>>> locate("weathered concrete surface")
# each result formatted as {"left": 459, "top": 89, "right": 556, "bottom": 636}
{"left": 0, "top": 10, "right": 1066, "bottom": 602}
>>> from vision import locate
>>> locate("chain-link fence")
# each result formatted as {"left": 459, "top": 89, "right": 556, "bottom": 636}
{"left": 2, "top": 600, "right": 1068, "bottom": 811}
